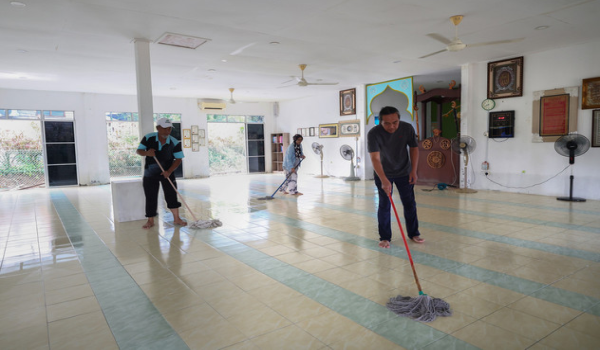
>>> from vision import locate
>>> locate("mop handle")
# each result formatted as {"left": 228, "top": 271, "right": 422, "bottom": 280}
{"left": 389, "top": 193, "right": 424, "bottom": 293}
{"left": 152, "top": 156, "right": 199, "bottom": 222}
{"left": 269, "top": 158, "right": 304, "bottom": 197}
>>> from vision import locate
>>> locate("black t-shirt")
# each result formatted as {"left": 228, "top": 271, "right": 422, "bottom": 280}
{"left": 367, "top": 122, "right": 418, "bottom": 178}
{"left": 138, "top": 132, "right": 184, "bottom": 174}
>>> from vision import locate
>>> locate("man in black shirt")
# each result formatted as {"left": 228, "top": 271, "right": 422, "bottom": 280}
{"left": 367, "top": 106, "right": 424, "bottom": 248}
{"left": 136, "top": 118, "right": 186, "bottom": 229}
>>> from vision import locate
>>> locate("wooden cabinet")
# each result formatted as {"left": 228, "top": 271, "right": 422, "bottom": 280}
{"left": 271, "top": 133, "right": 289, "bottom": 172}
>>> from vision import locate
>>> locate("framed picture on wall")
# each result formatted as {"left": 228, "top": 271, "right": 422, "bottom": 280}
{"left": 319, "top": 123, "right": 339, "bottom": 138}
{"left": 593, "top": 109, "right": 600, "bottom": 147}
{"left": 582, "top": 77, "right": 600, "bottom": 109}
{"left": 192, "top": 134, "right": 199, "bottom": 143}
{"left": 339, "top": 119, "right": 360, "bottom": 137}
{"left": 199, "top": 129, "right": 205, "bottom": 138}
{"left": 183, "top": 139, "right": 192, "bottom": 148}
{"left": 183, "top": 129, "right": 191, "bottom": 139}
{"left": 488, "top": 56, "right": 523, "bottom": 99}
{"left": 192, "top": 143, "right": 199, "bottom": 152}
{"left": 191, "top": 125, "right": 199, "bottom": 135}
{"left": 340, "top": 88, "right": 356, "bottom": 116}
{"left": 309, "top": 127, "right": 315, "bottom": 137}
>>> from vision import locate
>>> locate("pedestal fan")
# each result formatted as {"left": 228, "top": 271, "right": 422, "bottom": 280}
{"left": 451, "top": 135, "right": 477, "bottom": 193}
{"left": 340, "top": 144, "right": 360, "bottom": 181}
{"left": 554, "top": 134, "right": 590, "bottom": 202}
{"left": 312, "top": 142, "right": 329, "bottom": 178}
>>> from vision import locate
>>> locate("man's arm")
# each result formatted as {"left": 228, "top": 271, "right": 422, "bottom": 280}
{"left": 370, "top": 151, "right": 392, "bottom": 194}
{"left": 136, "top": 149, "right": 155, "bottom": 157}
{"left": 409, "top": 146, "right": 419, "bottom": 185}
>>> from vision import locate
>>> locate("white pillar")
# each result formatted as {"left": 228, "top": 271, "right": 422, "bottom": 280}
{"left": 134, "top": 38, "right": 154, "bottom": 139}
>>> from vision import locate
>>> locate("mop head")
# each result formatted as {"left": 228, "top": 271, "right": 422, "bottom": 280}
{"left": 386, "top": 293, "right": 452, "bottom": 322}
{"left": 188, "top": 219, "right": 222, "bottom": 229}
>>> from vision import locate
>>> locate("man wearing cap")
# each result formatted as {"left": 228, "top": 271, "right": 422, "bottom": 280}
{"left": 136, "top": 118, "right": 187, "bottom": 228}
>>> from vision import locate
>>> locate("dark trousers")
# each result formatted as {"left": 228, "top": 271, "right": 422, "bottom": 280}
{"left": 374, "top": 175, "right": 420, "bottom": 241}
{"left": 143, "top": 173, "right": 181, "bottom": 218}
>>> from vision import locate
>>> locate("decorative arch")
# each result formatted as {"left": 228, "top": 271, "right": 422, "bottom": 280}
{"left": 366, "top": 77, "right": 413, "bottom": 125}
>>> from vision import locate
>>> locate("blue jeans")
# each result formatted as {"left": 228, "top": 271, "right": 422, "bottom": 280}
{"left": 374, "top": 175, "right": 420, "bottom": 241}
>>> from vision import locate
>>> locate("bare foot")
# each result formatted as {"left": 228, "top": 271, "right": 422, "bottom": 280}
{"left": 378, "top": 240, "right": 390, "bottom": 248}
{"left": 411, "top": 236, "right": 425, "bottom": 243}
{"left": 142, "top": 219, "right": 155, "bottom": 229}
{"left": 173, "top": 219, "right": 187, "bottom": 226}
{"left": 291, "top": 192, "right": 303, "bottom": 196}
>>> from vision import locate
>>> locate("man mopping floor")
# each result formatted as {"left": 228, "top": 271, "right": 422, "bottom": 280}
{"left": 367, "top": 106, "right": 425, "bottom": 247}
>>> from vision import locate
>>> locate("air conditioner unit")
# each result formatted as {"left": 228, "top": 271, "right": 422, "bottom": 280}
{"left": 198, "top": 101, "right": 226, "bottom": 111}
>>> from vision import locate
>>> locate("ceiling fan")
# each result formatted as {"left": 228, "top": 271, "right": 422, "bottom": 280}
{"left": 282, "top": 64, "right": 338, "bottom": 87}
{"left": 223, "top": 88, "right": 257, "bottom": 104}
{"left": 419, "top": 15, "right": 524, "bottom": 59}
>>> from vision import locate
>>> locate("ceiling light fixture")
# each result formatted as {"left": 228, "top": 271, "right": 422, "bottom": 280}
{"left": 10, "top": 1, "right": 26, "bottom": 7}
{"left": 535, "top": 25, "right": 549, "bottom": 30}
{"left": 156, "top": 32, "right": 210, "bottom": 49}
{"left": 393, "top": 60, "right": 402, "bottom": 63}
{"left": 270, "top": 41, "right": 280, "bottom": 45}
{"left": 17, "top": 49, "right": 28, "bottom": 53}
{"left": 221, "top": 59, "right": 227, "bottom": 62}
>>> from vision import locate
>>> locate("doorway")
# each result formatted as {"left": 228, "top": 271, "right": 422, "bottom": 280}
{"left": 207, "top": 114, "right": 265, "bottom": 176}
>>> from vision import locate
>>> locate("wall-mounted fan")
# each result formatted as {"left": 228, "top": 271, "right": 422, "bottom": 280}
{"left": 312, "top": 142, "right": 328, "bottom": 178}
{"left": 554, "top": 134, "right": 590, "bottom": 202}
{"left": 451, "top": 135, "right": 477, "bottom": 193}
{"left": 419, "top": 15, "right": 524, "bottom": 59}
{"left": 340, "top": 144, "right": 360, "bottom": 181}
{"left": 281, "top": 64, "right": 338, "bottom": 87}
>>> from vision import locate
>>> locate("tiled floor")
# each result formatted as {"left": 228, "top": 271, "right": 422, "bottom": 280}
{"left": 1, "top": 174, "right": 600, "bottom": 350}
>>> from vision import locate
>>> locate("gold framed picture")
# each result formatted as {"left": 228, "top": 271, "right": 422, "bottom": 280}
{"left": 183, "top": 129, "right": 191, "bottom": 139}
{"left": 340, "top": 88, "right": 356, "bottom": 116}
{"left": 339, "top": 119, "right": 360, "bottom": 137}
{"left": 582, "top": 76, "right": 600, "bottom": 109}
{"left": 488, "top": 56, "right": 523, "bottom": 99}
{"left": 319, "top": 123, "right": 339, "bottom": 138}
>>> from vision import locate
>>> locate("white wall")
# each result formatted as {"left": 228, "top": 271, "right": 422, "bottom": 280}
{"left": 277, "top": 87, "right": 369, "bottom": 179}
{"left": 462, "top": 40, "right": 600, "bottom": 200}
{"left": 0, "top": 88, "right": 275, "bottom": 185}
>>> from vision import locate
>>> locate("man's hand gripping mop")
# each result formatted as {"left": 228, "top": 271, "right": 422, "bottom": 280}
{"left": 258, "top": 158, "right": 304, "bottom": 200}
{"left": 154, "top": 156, "right": 222, "bottom": 229}
{"left": 386, "top": 193, "right": 451, "bottom": 322}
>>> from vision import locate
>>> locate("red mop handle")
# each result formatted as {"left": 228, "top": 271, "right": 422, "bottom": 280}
{"left": 389, "top": 193, "right": 424, "bottom": 293}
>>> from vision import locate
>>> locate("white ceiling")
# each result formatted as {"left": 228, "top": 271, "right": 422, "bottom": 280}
{"left": 1, "top": 0, "right": 599, "bottom": 102}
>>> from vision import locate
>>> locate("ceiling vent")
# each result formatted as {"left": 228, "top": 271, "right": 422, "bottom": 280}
{"left": 199, "top": 101, "right": 226, "bottom": 111}
{"left": 156, "top": 33, "right": 210, "bottom": 49}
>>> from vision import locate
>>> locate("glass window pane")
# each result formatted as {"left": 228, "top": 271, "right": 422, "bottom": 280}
{"left": 247, "top": 124, "right": 264, "bottom": 140}
{"left": 154, "top": 113, "right": 181, "bottom": 122}
{"left": 228, "top": 115, "right": 245, "bottom": 123}
{"left": 132, "top": 113, "right": 139, "bottom": 121}
{"left": 46, "top": 144, "right": 76, "bottom": 164}
{"left": 105, "top": 112, "right": 112, "bottom": 121}
{"left": 43, "top": 110, "right": 74, "bottom": 120}
{"left": 8, "top": 109, "right": 41, "bottom": 120}
{"left": 247, "top": 141, "right": 264, "bottom": 156}
{"left": 207, "top": 114, "right": 227, "bottom": 122}
{"left": 48, "top": 165, "right": 78, "bottom": 186}
{"left": 0, "top": 110, "right": 6, "bottom": 118}
{"left": 248, "top": 157, "right": 265, "bottom": 173}
{"left": 45, "top": 122, "right": 75, "bottom": 142}
{"left": 247, "top": 115, "right": 264, "bottom": 123}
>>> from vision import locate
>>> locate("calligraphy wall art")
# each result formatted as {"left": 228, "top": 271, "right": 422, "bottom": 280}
{"left": 582, "top": 76, "right": 600, "bottom": 109}
{"left": 531, "top": 87, "right": 579, "bottom": 143}
{"left": 488, "top": 56, "right": 523, "bottom": 99}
